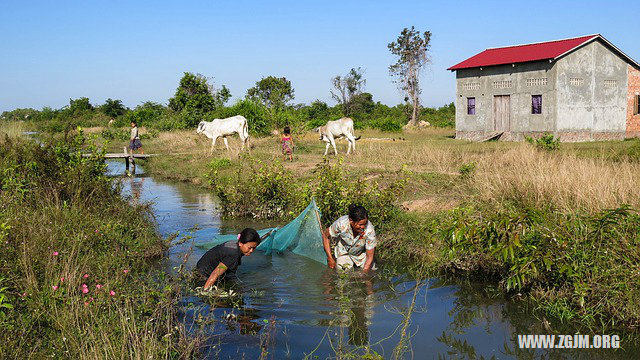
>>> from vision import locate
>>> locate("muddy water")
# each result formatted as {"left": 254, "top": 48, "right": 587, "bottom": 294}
{"left": 109, "top": 161, "right": 637, "bottom": 359}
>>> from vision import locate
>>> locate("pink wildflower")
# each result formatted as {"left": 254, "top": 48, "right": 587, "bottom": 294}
{"left": 95, "top": 284, "right": 102, "bottom": 290}
{"left": 123, "top": 269, "right": 129, "bottom": 274}
{"left": 83, "top": 274, "right": 89, "bottom": 279}
{"left": 52, "top": 251, "right": 59, "bottom": 256}
{"left": 84, "top": 302, "right": 89, "bottom": 306}
{"left": 81, "top": 284, "right": 89, "bottom": 294}
{"left": 60, "top": 277, "right": 65, "bottom": 282}
{"left": 21, "top": 292, "right": 27, "bottom": 298}
{"left": 52, "top": 285, "right": 58, "bottom": 291}
{"left": 95, "top": 229, "right": 99, "bottom": 233}
{"left": 109, "top": 290, "right": 115, "bottom": 296}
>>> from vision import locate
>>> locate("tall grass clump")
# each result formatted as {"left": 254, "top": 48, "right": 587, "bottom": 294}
{"left": 472, "top": 146, "right": 640, "bottom": 213}
{"left": 0, "top": 121, "right": 27, "bottom": 139}
{"left": 0, "top": 134, "right": 199, "bottom": 358}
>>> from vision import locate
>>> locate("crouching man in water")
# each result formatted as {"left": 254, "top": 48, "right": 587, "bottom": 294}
{"left": 196, "top": 228, "right": 261, "bottom": 290}
{"left": 322, "top": 205, "right": 376, "bottom": 272}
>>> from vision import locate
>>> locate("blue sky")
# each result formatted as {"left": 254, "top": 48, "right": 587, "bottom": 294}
{"left": 1, "top": 0, "right": 638, "bottom": 112}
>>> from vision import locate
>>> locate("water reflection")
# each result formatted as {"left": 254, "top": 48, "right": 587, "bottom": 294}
{"left": 319, "top": 270, "right": 375, "bottom": 347}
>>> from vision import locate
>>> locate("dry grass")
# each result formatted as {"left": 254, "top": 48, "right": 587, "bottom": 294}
{"left": 128, "top": 127, "right": 640, "bottom": 214}
{"left": 0, "top": 121, "right": 27, "bottom": 140}
{"left": 472, "top": 146, "right": 640, "bottom": 213}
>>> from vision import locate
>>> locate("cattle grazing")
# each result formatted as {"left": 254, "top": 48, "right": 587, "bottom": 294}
{"left": 196, "top": 115, "right": 249, "bottom": 152}
{"left": 316, "top": 117, "right": 361, "bottom": 155}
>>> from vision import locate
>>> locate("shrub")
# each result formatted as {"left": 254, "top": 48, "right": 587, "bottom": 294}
{"left": 208, "top": 158, "right": 406, "bottom": 229}
{"left": 368, "top": 117, "right": 404, "bottom": 132}
{"left": 526, "top": 133, "right": 560, "bottom": 151}
{"left": 458, "top": 162, "right": 476, "bottom": 179}
{"left": 209, "top": 158, "right": 232, "bottom": 171}
{"left": 216, "top": 99, "right": 269, "bottom": 136}
{"left": 439, "top": 204, "right": 640, "bottom": 327}
{"left": 123, "top": 102, "right": 165, "bottom": 127}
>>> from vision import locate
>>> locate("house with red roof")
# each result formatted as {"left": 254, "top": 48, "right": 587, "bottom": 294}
{"left": 448, "top": 34, "right": 640, "bottom": 141}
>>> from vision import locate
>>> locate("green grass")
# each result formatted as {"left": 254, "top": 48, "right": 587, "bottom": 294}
{"left": 0, "top": 134, "right": 201, "bottom": 358}
{"left": 22, "top": 121, "right": 640, "bottom": 331}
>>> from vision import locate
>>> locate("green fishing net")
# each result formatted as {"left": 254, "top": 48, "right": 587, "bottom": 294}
{"left": 196, "top": 199, "right": 327, "bottom": 265}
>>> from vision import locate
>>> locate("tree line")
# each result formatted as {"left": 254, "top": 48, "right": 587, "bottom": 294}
{"left": 1, "top": 27, "right": 451, "bottom": 134}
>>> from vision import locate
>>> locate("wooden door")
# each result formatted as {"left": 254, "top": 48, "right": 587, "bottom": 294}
{"left": 493, "top": 95, "right": 511, "bottom": 132}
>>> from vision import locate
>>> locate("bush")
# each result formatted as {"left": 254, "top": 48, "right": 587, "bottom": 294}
{"left": 439, "top": 204, "right": 640, "bottom": 327}
{"left": 458, "top": 162, "right": 476, "bottom": 179}
{"left": 208, "top": 158, "right": 406, "bottom": 227}
{"left": 526, "top": 133, "right": 560, "bottom": 151}
{"left": 215, "top": 99, "right": 269, "bottom": 135}
{"left": 101, "top": 128, "right": 129, "bottom": 141}
{"left": 209, "top": 158, "right": 232, "bottom": 171}
{"left": 420, "top": 103, "right": 455, "bottom": 128}
{"left": 123, "top": 102, "right": 165, "bottom": 127}
{"left": 368, "top": 117, "right": 404, "bottom": 132}
{"left": 148, "top": 113, "right": 188, "bottom": 131}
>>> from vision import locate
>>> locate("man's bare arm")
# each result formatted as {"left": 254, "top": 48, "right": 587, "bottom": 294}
{"left": 363, "top": 248, "right": 375, "bottom": 272}
{"left": 322, "top": 227, "right": 336, "bottom": 269}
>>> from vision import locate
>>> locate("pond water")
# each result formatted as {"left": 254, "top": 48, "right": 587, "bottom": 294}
{"left": 108, "top": 161, "right": 638, "bottom": 359}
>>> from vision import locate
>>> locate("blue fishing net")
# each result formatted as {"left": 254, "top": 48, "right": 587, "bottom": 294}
{"left": 196, "top": 199, "right": 327, "bottom": 265}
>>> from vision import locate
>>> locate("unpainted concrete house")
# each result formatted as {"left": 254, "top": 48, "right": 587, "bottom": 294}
{"left": 448, "top": 34, "right": 640, "bottom": 141}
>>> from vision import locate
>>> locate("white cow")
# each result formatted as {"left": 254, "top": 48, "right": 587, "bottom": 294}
{"left": 316, "top": 117, "right": 360, "bottom": 155}
{"left": 196, "top": 115, "right": 249, "bottom": 152}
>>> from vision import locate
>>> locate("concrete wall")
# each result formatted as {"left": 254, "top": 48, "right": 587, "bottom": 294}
{"left": 455, "top": 61, "right": 557, "bottom": 140}
{"left": 555, "top": 40, "right": 628, "bottom": 141}
{"left": 627, "top": 65, "right": 640, "bottom": 138}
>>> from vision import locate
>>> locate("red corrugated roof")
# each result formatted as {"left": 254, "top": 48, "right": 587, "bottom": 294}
{"left": 448, "top": 35, "right": 599, "bottom": 70}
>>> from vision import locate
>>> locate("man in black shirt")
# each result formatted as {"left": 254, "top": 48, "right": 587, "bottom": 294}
{"left": 196, "top": 228, "right": 261, "bottom": 290}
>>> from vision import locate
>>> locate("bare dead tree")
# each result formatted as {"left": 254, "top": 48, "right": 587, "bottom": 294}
{"left": 388, "top": 27, "right": 432, "bottom": 126}
{"left": 330, "top": 67, "right": 366, "bottom": 116}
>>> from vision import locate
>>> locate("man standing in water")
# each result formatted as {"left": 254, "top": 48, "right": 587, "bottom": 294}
{"left": 322, "top": 205, "right": 376, "bottom": 272}
{"left": 196, "top": 228, "right": 261, "bottom": 289}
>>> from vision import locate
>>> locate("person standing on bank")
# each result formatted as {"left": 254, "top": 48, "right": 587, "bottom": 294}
{"left": 322, "top": 205, "right": 376, "bottom": 272}
{"left": 129, "top": 121, "right": 143, "bottom": 155}
{"left": 196, "top": 228, "right": 261, "bottom": 290}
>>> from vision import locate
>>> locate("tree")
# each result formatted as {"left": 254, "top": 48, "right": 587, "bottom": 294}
{"left": 349, "top": 92, "right": 375, "bottom": 116}
{"left": 305, "top": 100, "right": 330, "bottom": 124}
{"left": 246, "top": 76, "right": 294, "bottom": 110}
{"left": 388, "top": 27, "right": 432, "bottom": 126}
{"left": 169, "top": 72, "right": 216, "bottom": 113}
{"left": 169, "top": 72, "right": 230, "bottom": 127}
{"left": 100, "top": 98, "right": 127, "bottom": 118}
{"left": 126, "top": 101, "right": 165, "bottom": 126}
{"left": 330, "top": 67, "right": 366, "bottom": 116}
{"left": 214, "top": 85, "right": 232, "bottom": 108}
{"left": 68, "top": 97, "right": 93, "bottom": 114}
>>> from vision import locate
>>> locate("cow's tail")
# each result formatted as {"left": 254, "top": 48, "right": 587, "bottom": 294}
{"left": 354, "top": 135, "right": 361, "bottom": 141}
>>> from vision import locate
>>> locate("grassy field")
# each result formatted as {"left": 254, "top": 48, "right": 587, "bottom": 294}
{"left": 117, "top": 126, "right": 640, "bottom": 212}
{"left": 7, "top": 121, "right": 640, "bottom": 335}
{"left": 111, "top": 125, "right": 640, "bottom": 331}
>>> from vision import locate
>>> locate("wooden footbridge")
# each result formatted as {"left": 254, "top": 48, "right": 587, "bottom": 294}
{"left": 95, "top": 147, "right": 156, "bottom": 173}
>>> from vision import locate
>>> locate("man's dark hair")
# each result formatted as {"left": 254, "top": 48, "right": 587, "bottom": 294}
{"left": 239, "top": 228, "right": 261, "bottom": 244}
{"left": 284, "top": 126, "right": 291, "bottom": 135}
{"left": 348, "top": 204, "right": 368, "bottom": 222}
